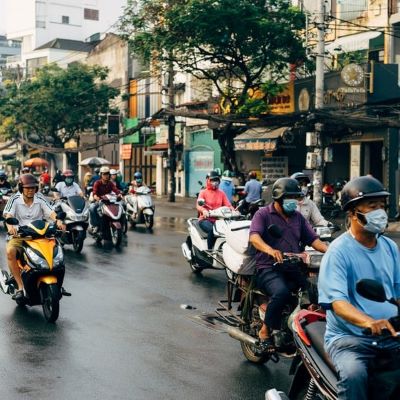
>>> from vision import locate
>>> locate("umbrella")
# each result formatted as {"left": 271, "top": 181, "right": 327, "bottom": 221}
{"left": 24, "top": 157, "right": 49, "bottom": 168}
{"left": 79, "top": 157, "right": 111, "bottom": 167}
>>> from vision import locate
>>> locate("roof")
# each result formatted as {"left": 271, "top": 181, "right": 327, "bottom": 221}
{"left": 149, "top": 143, "right": 168, "bottom": 151}
{"left": 234, "top": 127, "right": 288, "bottom": 142}
{"left": 35, "top": 39, "right": 97, "bottom": 52}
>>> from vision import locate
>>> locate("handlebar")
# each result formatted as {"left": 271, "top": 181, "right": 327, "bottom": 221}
{"left": 362, "top": 316, "right": 400, "bottom": 336}
{"left": 272, "top": 254, "right": 303, "bottom": 267}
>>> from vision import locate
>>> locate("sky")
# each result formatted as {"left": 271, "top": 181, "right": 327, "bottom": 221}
{"left": 0, "top": 0, "right": 5, "bottom": 35}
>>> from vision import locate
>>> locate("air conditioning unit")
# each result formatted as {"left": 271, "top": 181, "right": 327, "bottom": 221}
{"left": 306, "top": 152, "right": 318, "bottom": 169}
{"left": 306, "top": 132, "right": 318, "bottom": 147}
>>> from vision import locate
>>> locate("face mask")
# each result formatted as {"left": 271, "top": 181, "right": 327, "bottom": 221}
{"left": 301, "top": 186, "right": 308, "bottom": 196}
{"left": 357, "top": 209, "right": 388, "bottom": 234}
{"left": 282, "top": 199, "right": 298, "bottom": 215}
{"left": 65, "top": 177, "right": 73, "bottom": 185}
{"left": 210, "top": 181, "right": 219, "bottom": 190}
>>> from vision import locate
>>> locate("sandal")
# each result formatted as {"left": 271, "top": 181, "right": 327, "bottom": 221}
{"left": 258, "top": 336, "right": 276, "bottom": 354}
{"left": 12, "top": 289, "right": 24, "bottom": 301}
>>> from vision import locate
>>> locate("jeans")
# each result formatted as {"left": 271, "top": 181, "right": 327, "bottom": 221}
{"left": 199, "top": 219, "right": 215, "bottom": 250}
{"left": 89, "top": 202, "right": 100, "bottom": 227}
{"left": 256, "top": 267, "right": 306, "bottom": 330}
{"left": 327, "top": 335, "right": 400, "bottom": 400}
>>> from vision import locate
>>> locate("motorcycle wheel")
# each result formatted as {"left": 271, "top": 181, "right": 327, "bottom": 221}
{"left": 144, "top": 214, "right": 154, "bottom": 229}
{"left": 240, "top": 303, "right": 269, "bottom": 364}
{"left": 41, "top": 284, "right": 60, "bottom": 323}
{"left": 72, "top": 232, "right": 85, "bottom": 254}
{"left": 110, "top": 226, "right": 122, "bottom": 248}
{"left": 189, "top": 259, "right": 203, "bottom": 273}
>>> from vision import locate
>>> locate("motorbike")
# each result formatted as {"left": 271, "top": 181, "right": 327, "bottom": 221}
{"left": 0, "top": 218, "right": 70, "bottom": 322}
{"left": 125, "top": 186, "right": 155, "bottom": 229}
{"left": 215, "top": 224, "right": 324, "bottom": 364}
{"left": 236, "top": 198, "right": 265, "bottom": 219}
{"left": 54, "top": 195, "right": 89, "bottom": 253}
{"left": 0, "top": 187, "right": 13, "bottom": 220}
{"left": 89, "top": 193, "right": 125, "bottom": 248}
{"left": 266, "top": 279, "right": 400, "bottom": 400}
{"left": 181, "top": 200, "right": 244, "bottom": 273}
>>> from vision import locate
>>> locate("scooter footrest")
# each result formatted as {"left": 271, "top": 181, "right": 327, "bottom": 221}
{"left": 61, "top": 287, "right": 71, "bottom": 297}
{"left": 5, "top": 276, "right": 16, "bottom": 286}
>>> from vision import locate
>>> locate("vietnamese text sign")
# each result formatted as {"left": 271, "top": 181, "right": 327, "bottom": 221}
{"left": 261, "top": 156, "right": 288, "bottom": 183}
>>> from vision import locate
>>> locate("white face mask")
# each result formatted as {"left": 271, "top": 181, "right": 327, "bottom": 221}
{"left": 356, "top": 209, "right": 388, "bottom": 234}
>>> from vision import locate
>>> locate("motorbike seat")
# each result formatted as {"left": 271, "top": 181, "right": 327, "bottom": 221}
{"left": 304, "top": 321, "right": 338, "bottom": 377}
{"left": 192, "top": 220, "right": 209, "bottom": 239}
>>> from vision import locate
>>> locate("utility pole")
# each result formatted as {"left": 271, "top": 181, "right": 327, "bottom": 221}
{"left": 167, "top": 59, "right": 176, "bottom": 202}
{"left": 312, "top": 0, "right": 326, "bottom": 208}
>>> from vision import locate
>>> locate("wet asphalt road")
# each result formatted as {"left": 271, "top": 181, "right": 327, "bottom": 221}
{"left": 0, "top": 199, "right": 291, "bottom": 400}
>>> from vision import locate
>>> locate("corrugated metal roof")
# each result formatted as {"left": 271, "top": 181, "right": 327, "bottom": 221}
{"left": 35, "top": 39, "right": 97, "bottom": 52}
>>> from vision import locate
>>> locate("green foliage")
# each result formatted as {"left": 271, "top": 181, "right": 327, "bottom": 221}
{"left": 0, "top": 63, "right": 119, "bottom": 147}
{"left": 119, "top": 0, "right": 306, "bottom": 112}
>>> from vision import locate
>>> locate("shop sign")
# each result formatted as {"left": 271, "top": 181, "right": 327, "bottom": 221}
{"left": 261, "top": 156, "right": 288, "bottom": 184}
{"left": 235, "top": 140, "right": 277, "bottom": 151}
{"left": 189, "top": 151, "right": 214, "bottom": 171}
{"left": 121, "top": 144, "right": 132, "bottom": 160}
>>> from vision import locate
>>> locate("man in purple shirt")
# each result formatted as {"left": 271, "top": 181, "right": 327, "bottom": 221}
{"left": 249, "top": 177, "right": 328, "bottom": 351}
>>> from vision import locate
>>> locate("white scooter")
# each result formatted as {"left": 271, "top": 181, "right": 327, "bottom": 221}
{"left": 181, "top": 199, "right": 244, "bottom": 273}
{"left": 125, "top": 186, "right": 155, "bottom": 229}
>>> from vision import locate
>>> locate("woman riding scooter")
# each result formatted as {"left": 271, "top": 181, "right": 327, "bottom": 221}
{"left": 197, "top": 170, "right": 234, "bottom": 250}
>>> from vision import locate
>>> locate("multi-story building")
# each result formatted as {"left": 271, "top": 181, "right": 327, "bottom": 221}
{"left": 0, "top": 35, "right": 21, "bottom": 81}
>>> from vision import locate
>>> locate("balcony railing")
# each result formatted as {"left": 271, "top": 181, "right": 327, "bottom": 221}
{"left": 6, "top": 55, "right": 21, "bottom": 64}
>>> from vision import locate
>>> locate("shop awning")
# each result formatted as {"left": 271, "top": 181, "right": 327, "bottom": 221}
{"left": 325, "top": 31, "right": 382, "bottom": 54}
{"left": 143, "top": 142, "right": 168, "bottom": 156}
{"left": 234, "top": 127, "right": 288, "bottom": 151}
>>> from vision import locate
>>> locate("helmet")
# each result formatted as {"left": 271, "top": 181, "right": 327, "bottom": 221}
{"left": 94, "top": 168, "right": 100, "bottom": 174}
{"left": 22, "top": 167, "right": 30, "bottom": 173}
{"left": 0, "top": 170, "right": 7, "bottom": 180}
{"left": 222, "top": 170, "right": 233, "bottom": 178}
{"left": 100, "top": 166, "right": 110, "bottom": 174}
{"left": 290, "top": 172, "right": 310, "bottom": 184}
{"left": 207, "top": 170, "right": 220, "bottom": 181}
{"left": 249, "top": 171, "right": 257, "bottom": 179}
{"left": 134, "top": 171, "right": 142, "bottom": 180}
{"left": 110, "top": 169, "right": 117, "bottom": 175}
{"left": 272, "top": 178, "right": 302, "bottom": 200}
{"left": 62, "top": 169, "right": 74, "bottom": 177}
{"left": 340, "top": 176, "right": 390, "bottom": 211}
{"left": 18, "top": 174, "right": 38, "bottom": 193}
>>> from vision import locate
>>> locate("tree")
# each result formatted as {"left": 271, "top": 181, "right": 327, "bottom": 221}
{"left": 119, "top": 0, "right": 306, "bottom": 170}
{"left": 0, "top": 63, "right": 119, "bottom": 148}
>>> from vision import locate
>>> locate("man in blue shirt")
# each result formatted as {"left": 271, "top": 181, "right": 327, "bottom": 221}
{"left": 220, "top": 170, "right": 235, "bottom": 204}
{"left": 319, "top": 176, "right": 400, "bottom": 400}
{"left": 250, "top": 177, "right": 328, "bottom": 351}
{"left": 244, "top": 171, "right": 262, "bottom": 203}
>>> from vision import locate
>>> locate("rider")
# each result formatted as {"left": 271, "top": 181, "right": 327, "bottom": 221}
{"left": 220, "top": 170, "right": 235, "bottom": 204}
{"left": 129, "top": 171, "right": 144, "bottom": 193}
{"left": 3, "top": 174, "right": 65, "bottom": 301}
{"left": 290, "top": 172, "right": 329, "bottom": 226}
{"left": 0, "top": 170, "right": 12, "bottom": 190}
{"left": 318, "top": 176, "right": 400, "bottom": 400}
{"left": 240, "top": 171, "right": 262, "bottom": 215}
{"left": 89, "top": 168, "right": 101, "bottom": 186}
{"left": 89, "top": 166, "right": 121, "bottom": 233}
{"left": 39, "top": 169, "right": 51, "bottom": 191}
{"left": 196, "top": 170, "right": 233, "bottom": 250}
{"left": 110, "top": 169, "right": 125, "bottom": 191}
{"left": 53, "top": 170, "right": 83, "bottom": 199}
{"left": 249, "top": 177, "right": 328, "bottom": 351}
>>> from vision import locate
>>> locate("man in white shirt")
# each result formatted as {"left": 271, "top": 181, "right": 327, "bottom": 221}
{"left": 4, "top": 174, "right": 64, "bottom": 300}
{"left": 53, "top": 170, "right": 83, "bottom": 199}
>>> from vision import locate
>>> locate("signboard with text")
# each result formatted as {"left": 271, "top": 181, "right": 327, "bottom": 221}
{"left": 261, "top": 156, "right": 288, "bottom": 183}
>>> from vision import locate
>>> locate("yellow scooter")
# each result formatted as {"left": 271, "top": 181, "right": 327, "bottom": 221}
{"left": 0, "top": 218, "right": 70, "bottom": 322}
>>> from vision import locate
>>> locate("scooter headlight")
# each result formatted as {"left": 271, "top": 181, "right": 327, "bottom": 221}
{"left": 53, "top": 245, "right": 64, "bottom": 267}
{"left": 26, "top": 247, "right": 49, "bottom": 269}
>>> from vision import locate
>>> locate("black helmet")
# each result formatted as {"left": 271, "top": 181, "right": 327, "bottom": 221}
{"left": 134, "top": 171, "right": 142, "bottom": 180}
{"left": 207, "top": 170, "right": 220, "bottom": 181}
{"left": 341, "top": 176, "right": 390, "bottom": 211}
{"left": 290, "top": 172, "right": 310, "bottom": 184}
{"left": 272, "top": 178, "right": 302, "bottom": 200}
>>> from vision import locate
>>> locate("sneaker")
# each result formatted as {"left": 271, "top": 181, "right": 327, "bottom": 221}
{"left": 12, "top": 289, "right": 24, "bottom": 301}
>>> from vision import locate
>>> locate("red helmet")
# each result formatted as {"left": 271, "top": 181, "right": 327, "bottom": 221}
{"left": 62, "top": 169, "right": 74, "bottom": 177}
{"left": 18, "top": 174, "right": 38, "bottom": 193}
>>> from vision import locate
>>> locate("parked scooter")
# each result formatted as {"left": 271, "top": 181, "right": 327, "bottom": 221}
{"left": 0, "top": 218, "right": 70, "bottom": 322}
{"left": 89, "top": 193, "right": 125, "bottom": 248}
{"left": 181, "top": 200, "right": 243, "bottom": 273}
{"left": 125, "top": 186, "right": 155, "bottom": 229}
{"left": 54, "top": 194, "right": 89, "bottom": 253}
{"left": 266, "top": 279, "right": 400, "bottom": 400}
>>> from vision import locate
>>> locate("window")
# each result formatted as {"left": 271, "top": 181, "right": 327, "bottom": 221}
{"left": 62, "top": 16, "right": 70, "bottom": 24}
{"left": 36, "top": 20, "right": 46, "bottom": 28}
{"left": 84, "top": 8, "right": 99, "bottom": 21}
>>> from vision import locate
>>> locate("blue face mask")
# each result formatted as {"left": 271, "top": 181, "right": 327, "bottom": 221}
{"left": 282, "top": 199, "right": 298, "bottom": 215}
{"left": 357, "top": 208, "right": 388, "bottom": 234}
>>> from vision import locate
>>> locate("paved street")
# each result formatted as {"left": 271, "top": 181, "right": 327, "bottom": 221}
{"left": 0, "top": 198, "right": 291, "bottom": 400}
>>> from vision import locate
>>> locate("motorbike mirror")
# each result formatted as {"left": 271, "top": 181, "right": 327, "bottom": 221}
{"left": 268, "top": 224, "right": 283, "bottom": 239}
{"left": 198, "top": 180, "right": 203, "bottom": 186}
{"left": 57, "top": 211, "right": 67, "bottom": 220}
{"left": 197, "top": 199, "right": 205, "bottom": 207}
{"left": 356, "top": 279, "right": 387, "bottom": 303}
{"left": 5, "top": 217, "right": 19, "bottom": 226}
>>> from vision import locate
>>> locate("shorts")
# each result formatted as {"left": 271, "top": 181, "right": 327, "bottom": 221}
{"left": 6, "top": 238, "right": 25, "bottom": 253}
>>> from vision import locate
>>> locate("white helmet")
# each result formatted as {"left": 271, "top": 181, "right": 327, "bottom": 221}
{"left": 100, "top": 166, "right": 110, "bottom": 174}
{"left": 110, "top": 169, "right": 117, "bottom": 175}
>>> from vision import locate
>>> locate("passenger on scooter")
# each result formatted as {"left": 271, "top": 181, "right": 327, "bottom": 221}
{"left": 110, "top": 169, "right": 126, "bottom": 191}
{"left": 240, "top": 171, "right": 262, "bottom": 215}
{"left": 89, "top": 168, "right": 101, "bottom": 186}
{"left": 197, "top": 170, "right": 234, "bottom": 250}
{"left": 318, "top": 176, "right": 400, "bottom": 400}
{"left": 291, "top": 172, "right": 329, "bottom": 227}
{"left": 53, "top": 170, "right": 83, "bottom": 199}
{"left": 0, "top": 170, "right": 12, "bottom": 190}
{"left": 3, "top": 174, "right": 65, "bottom": 301}
{"left": 89, "top": 166, "right": 121, "bottom": 233}
{"left": 220, "top": 170, "right": 235, "bottom": 204}
{"left": 249, "top": 177, "right": 328, "bottom": 351}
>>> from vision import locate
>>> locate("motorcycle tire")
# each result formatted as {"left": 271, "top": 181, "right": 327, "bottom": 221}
{"left": 240, "top": 303, "right": 269, "bottom": 364}
{"left": 41, "top": 284, "right": 60, "bottom": 323}
{"left": 110, "top": 226, "right": 122, "bottom": 248}
{"left": 189, "top": 259, "right": 203, "bottom": 274}
{"left": 72, "top": 231, "right": 85, "bottom": 254}
{"left": 144, "top": 214, "right": 154, "bottom": 229}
